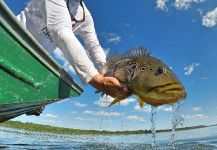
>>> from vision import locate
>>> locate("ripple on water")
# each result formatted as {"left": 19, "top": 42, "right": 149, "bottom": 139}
{"left": 0, "top": 125, "right": 217, "bottom": 149}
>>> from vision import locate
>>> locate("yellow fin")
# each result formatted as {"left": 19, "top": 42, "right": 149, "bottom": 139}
{"left": 138, "top": 97, "right": 145, "bottom": 108}
{"left": 108, "top": 95, "right": 128, "bottom": 107}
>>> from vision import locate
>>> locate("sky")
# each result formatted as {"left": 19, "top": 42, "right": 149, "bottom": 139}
{"left": 3, "top": 0, "right": 217, "bottom": 131}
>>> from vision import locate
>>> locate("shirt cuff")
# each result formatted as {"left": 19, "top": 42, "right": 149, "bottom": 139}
{"left": 82, "top": 67, "right": 99, "bottom": 85}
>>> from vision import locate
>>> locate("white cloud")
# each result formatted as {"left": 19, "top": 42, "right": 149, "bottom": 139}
{"left": 44, "top": 120, "right": 62, "bottom": 123}
{"left": 197, "top": 8, "right": 203, "bottom": 15}
{"left": 184, "top": 62, "right": 200, "bottom": 76}
{"left": 83, "top": 110, "right": 123, "bottom": 117}
{"left": 63, "top": 62, "right": 75, "bottom": 74}
{"left": 43, "top": 114, "right": 59, "bottom": 118}
{"left": 134, "top": 105, "right": 152, "bottom": 112}
{"left": 156, "top": 0, "right": 168, "bottom": 11}
{"left": 184, "top": 114, "right": 207, "bottom": 120}
{"left": 103, "top": 33, "right": 122, "bottom": 44}
{"left": 107, "top": 36, "right": 121, "bottom": 43}
{"left": 161, "top": 106, "right": 173, "bottom": 112}
{"left": 76, "top": 117, "right": 84, "bottom": 121}
{"left": 74, "top": 102, "right": 87, "bottom": 108}
{"left": 70, "top": 111, "right": 78, "bottom": 114}
{"left": 76, "top": 117, "right": 97, "bottom": 122}
{"left": 192, "top": 107, "right": 202, "bottom": 112}
{"left": 104, "top": 120, "right": 113, "bottom": 123}
{"left": 94, "top": 96, "right": 112, "bottom": 107}
{"left": 120, "top": 98, "right": 136, "bottom": 106}
{"left": 94, "top": 95, "right": 136, "bottom": 107}
{"left": 103, "top": 48, "right": 111, "bottom": 55}
{"left": 202, "top": 7, "right": 217, "bottom": 27}
{"left": 53, "top": 48, "right": 75, "bottom": 74}
{"left": 53, "top": 48, "right": 66, "bottom": 63}
{"left": 125, "top": 115, "right": 145, "bottom": 122}
{"left": 134, "top": 104, "right": 173, "bottom": 112}
{"left": 174, "top": 0, "right": 205, "bottom": 10}
{"left": 76, "top": 117, "right": 112, "bottom": 123}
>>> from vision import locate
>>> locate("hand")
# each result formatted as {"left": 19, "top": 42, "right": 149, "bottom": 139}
{"left": 89, "top": 74, "right": 129, "bottom": 98}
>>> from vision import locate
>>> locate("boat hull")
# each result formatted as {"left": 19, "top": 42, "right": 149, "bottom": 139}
{"left": 0, "top": 1, "right": 83, "bottom": 122}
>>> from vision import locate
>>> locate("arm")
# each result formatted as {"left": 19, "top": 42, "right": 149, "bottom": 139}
{"left": 45, "top": 0, "right": 128, "bottom": 97}
{"left": 75, "top": 5, "right": 106, "bottom": 73}
{"left": 45, "top": 0, "right": 98, "bottom": 85}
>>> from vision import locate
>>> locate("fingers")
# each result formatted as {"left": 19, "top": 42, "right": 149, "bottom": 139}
{"left": 108, "top": 78, "right": 129, "bottom": 93}
{"left": 101, "top": 81, "right": 129, "bottom": 98}
{"left": 90, "top": 74, "right": 130, "bottom": 98}
{"left": 106, "top": 77, "right": 122, "bottom": 90}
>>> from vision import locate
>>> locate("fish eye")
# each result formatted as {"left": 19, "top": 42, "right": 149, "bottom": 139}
{"left": 155, "top": 67, "right": 163, "bottom": 76}
{"left": 141, "top": 67, "right": 146, "bottom": 71}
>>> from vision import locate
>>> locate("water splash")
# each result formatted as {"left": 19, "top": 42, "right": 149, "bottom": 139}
{"left": 151, "top": 106, "right": 157, "bottom": 150}
{"left": 170, "top": 100, "right": 184, "bottom": 149}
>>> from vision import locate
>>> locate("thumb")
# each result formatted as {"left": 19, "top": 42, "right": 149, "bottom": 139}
{"left": 107, "top": 77, "right": 122, "bottom": 88}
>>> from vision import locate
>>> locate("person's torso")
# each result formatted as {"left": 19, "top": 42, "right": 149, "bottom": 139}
{"left": 21, "top": 0, "right": 87, "bottom": 36}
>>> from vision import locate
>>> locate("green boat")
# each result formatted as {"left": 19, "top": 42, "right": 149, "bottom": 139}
{"left": 0, "top": 1, "right": 83, "bottom": 122}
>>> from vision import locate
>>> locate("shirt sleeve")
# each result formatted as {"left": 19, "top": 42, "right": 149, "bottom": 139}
{"left": 45, "top": 0, "right": 99, "bottom": 85}
{"left": 75, "top": 5, "right": 107, "bottom": 73}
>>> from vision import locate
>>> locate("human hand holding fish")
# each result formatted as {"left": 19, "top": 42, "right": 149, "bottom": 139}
{"left": 90, "top": 73, "right": 130, "bottom": 98}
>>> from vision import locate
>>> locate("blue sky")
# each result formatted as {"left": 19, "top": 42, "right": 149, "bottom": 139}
{"left": 4, "top": 0, "right": 217, "bottom": 131}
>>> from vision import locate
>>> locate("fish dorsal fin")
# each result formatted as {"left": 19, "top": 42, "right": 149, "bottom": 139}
{"left": 105, "top": 52, "right": 122, "bottom": 70}
{"left": 105, "top": 47, "right": 150, "bottom": 70}
{"left": 122, "top": 46, "right": 151, "bottom": 59}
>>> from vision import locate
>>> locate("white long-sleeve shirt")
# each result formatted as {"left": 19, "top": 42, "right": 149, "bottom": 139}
{"left": 17, "top": 0, "right": 106, "bottom": 85}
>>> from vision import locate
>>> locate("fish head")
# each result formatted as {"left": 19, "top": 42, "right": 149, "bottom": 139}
{"left": 132, "top": 56, "right": 186, "bottom": 106}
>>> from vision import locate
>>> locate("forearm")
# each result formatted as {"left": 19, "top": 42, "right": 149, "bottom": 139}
{"left": 53, "top": 28, "right": 99, "bottom": 85}
{"left": 86, "top": 44, "right": 106, "bottom": 72}
{"left": 77, "top": 10, "right": 106, "bottom": 72}
{"left": 45, "top": 0, "right": 99, "bottom": 85}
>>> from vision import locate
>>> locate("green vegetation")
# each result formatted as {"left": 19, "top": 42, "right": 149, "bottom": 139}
{"left": 0, "top": 121, "right": 212, "bottom": 135}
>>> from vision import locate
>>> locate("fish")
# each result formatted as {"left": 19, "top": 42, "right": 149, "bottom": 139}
{"left": 103, "top": 46, "right": 186, "bottom": 107}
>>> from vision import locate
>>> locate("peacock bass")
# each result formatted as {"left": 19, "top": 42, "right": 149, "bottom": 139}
{"left": 103, "top": 47, "right": 186, "bottom": 107}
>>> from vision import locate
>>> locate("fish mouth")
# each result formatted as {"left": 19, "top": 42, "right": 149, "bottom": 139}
{"left": 136, "top": 82, "right": 186, "bottom": 106}
{"left": 155, "top": 82, "right": 186, "bottom": 98}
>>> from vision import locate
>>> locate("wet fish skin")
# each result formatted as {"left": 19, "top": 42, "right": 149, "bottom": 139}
{"left": 104, "top": 47, "right": 186, "bottom": 107}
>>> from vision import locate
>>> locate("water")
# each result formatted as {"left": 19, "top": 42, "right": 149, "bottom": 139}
{"left": 150, "top": 101, "right": 184, "bottom": 150}
{"left": 170, "top": 100, "right": 184, "bottom": 149}
{"left": 0, "top": 125, "right": 217, "bottom": 150}
{"left": 151, "top": 106, "right": 157, "bottom": 150}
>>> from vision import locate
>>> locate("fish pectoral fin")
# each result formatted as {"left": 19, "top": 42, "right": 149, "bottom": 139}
{"left": 108, "top": 95, "right": 128, "bottom": 107}
{"left": 138, "top": 97, "right": 145, "bottom": 108}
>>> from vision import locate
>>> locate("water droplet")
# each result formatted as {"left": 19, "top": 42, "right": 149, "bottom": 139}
{"left": 170, "top": 100, "right": 184, "bottom": 149}
{"left": 151, "top": 106, "right": 157, "bottom": 150}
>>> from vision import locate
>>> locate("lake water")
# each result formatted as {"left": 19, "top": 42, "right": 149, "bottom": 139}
{"left": 0, "top": 126, "right": 217, "bottom": 150}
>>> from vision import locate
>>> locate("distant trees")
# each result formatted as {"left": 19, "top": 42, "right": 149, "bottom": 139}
{"left": 0, "top": 121, "right": 209, "bottom": 135}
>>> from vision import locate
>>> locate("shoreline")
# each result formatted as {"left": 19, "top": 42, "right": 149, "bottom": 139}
{"left": 0, "top": 121, "right": 215, "bottom": 135}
